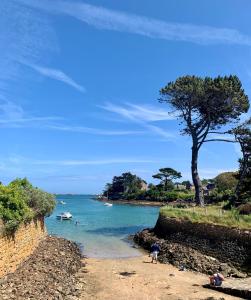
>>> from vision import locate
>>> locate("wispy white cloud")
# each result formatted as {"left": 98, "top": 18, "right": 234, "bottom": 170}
{"left": 26, "top": 64, "right": 86, "bottom": 93}
{"left": 34, "top": 158, "right": 157, "bottom": 166}
{"left": 1, "top": 155, "right": 158, "bottom": 167}
{"left": 0, "top": 98, "right": 24, "bottom": 120}
{"left": 101, "top": 102, "right": 175, "bottom": 139}
{"left": 0, "top": 99, "right": 144, "bottom": 136}
{"left": 46, "top": 124, "right": 143, "bottom": 136}
{"left": 18, "top": 0, "right": 251, "bottom": 46}
{"left": 0, "top": 0, "right": 57, "bottom": 100}
{"left": 101, "top": 103, "right": 175, "bottom": 122}
{"left": 0, "top": 98, "right": 61, "bottom": 128}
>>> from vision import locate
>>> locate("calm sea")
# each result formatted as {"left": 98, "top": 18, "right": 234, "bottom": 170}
{"left": 46, "top": 195, "right": 159, "bottom": 258}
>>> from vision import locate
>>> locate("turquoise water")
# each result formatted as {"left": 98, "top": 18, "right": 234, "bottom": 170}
{"left": 46, "top": 195, "right": 159, "bottom": 258}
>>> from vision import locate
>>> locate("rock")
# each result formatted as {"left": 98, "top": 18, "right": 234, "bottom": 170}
{"left": 219, "top": 263, "right": 232, "bottom": 276}
{"left": 0, "top": 236, "right": 84, "bottom": 300}
{"left": 231, "top": 270, "right": 247, "bottom": 278}
{"left": 134, "top": 229, "right": 249, "bottom": 277}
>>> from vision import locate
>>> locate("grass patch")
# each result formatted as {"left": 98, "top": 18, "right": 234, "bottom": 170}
{"left": 160, "top": 205, "right": 251, "bottom": 230}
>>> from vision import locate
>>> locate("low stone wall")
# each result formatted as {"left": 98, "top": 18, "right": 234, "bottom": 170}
{"left": 154, "top": 215, "right": 251, "bottom": 271}
{"left": 0, "top": 218, "right": 46, "bottom": 278}
{"left": 134, "top": 214, "right": 251, "bottom": 276}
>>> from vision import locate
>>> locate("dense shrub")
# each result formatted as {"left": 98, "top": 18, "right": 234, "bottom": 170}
{"left": 125, "top": 190, "right": 194, "bottom": 202}
{"left": 214, "top": 172, "right": 238, "bottom": 192}
{"left": 0, "top": 185, "right": 34, "bottom": 234}
{"left": 205, "top": 190, "right": 234, "bottom": 204}
{"left": 26, "top": 188, "right": 55, "bottom": 216}
{"left": 0, "top": 178, "right": 56, "bottom": 234}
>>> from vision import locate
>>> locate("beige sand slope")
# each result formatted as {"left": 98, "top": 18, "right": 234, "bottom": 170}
{"left": 79, "top": 255, "right": 241, "bottom": 300}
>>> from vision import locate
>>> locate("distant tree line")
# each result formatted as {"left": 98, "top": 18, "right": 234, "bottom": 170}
{"left": 103, "top": 168, "right": 195, "bottom": 202}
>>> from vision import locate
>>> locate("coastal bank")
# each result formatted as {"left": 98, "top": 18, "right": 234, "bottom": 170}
{"left": 134, "top": 210, "right": 251, "bottom": 299}
{"left": 0, "top": 230, "right": 83, "bottom": 300}
{"left": 135, "top": 213, "right": 251, "bottom": 276}
{"left": 0, "top": 218, "right": 46, "bottom": 278}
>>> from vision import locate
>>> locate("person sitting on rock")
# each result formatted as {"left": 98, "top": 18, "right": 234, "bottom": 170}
{"left": 209, "top": 273, "right": 224, "bottom": 286}
{"left": 150, "top": 242, "right": 161, "bottom": 263}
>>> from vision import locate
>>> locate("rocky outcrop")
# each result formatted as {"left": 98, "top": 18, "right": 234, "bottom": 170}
{"left": 134, "top": 215, "right": 251, "bottom": 277}
{"left": 0, "top": 236, "right": 84, "bottom": 300}
{"left": 154, "top": 215, "right": 251, "bottom": 271}
{"left": 134, "top": 229, "right": 246, "bottom": 277}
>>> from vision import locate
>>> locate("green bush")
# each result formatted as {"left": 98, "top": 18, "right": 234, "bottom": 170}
{"left": 205, "top": 190, "right": 234, "bottom": 204}
{"left": 0, "top": 185, "right": 34, "bottom": 234}
{"left": 0, "top": 178, "right": 56, "bottom": 234}
{"left": 124, "top": 190, "right": 194, "bottom": 202}
{"left": 9, "top": 178, "right": 56, "bottom": 217}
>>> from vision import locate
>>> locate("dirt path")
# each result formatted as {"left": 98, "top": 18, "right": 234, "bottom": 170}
{"left": 79, "top": 255, "right": 241, "bottom": 300}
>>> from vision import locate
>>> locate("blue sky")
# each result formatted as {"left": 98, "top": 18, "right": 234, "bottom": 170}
{"left": 0, "top": 0, "right": 251, "bottom": 193}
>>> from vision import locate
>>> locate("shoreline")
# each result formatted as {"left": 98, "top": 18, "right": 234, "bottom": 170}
{"left": 80, "top": 255, "right": 243, "bottom": 299}
{"left": 95, "top": 198, "right": 165, "bottom": 207}
{"left": 1, "top": 235, "right": 246, "bottom": 299}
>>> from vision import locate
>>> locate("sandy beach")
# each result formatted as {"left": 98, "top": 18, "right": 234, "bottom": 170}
{"left": 79, "top": 255, "right": 241, "bottom": 300}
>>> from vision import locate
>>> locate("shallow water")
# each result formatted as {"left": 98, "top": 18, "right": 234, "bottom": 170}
{"left": 46, "top": 195, "right": 159, "bottom": 258}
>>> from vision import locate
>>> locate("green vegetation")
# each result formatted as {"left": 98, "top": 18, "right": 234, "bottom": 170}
{"left": 104, "top": 172, "right": 146, "bottom": 200}
{"left": 159, "top": 75, "right": 249, "bottom": 206}
{"left": 230, "top": 118, "right": 251, "bottom": 204}
{"left": 103, "top": 169, "right": 194, "bottom": 202}
{"left": 126, "top": 190, "right": 194, "bottom": 202}
{"left": 0, "top": 178, "right": 56, "bottom": 234}
{"left": 152, "top": 168, "right": 181, "bottom": 191}
{"left": 101, "top": 76, "right": 251, "bottom": 215}
{"left": 214, "top": 172, "right": 238, "bottom": 193}
{"left": 160, "top": 205, "right": 251, "bottom": 229}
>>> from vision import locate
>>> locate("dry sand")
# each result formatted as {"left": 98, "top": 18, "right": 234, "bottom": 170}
{"left": 79, "top": 255, "right": 241, "bottom": 300}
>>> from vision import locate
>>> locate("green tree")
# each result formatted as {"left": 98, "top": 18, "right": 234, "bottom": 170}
{"left": 230, "top": 118, "right": 251, "bottom": 203}
{"left": 214, "top": 172, "right": 238, "bottom": 192}
{"left": 122, "top": 172, "right": 143, "bottom": 194}
{"left": 159, "top": 75, "right": 249, "bottom": 206}
{"left": 104, "top": 172, "right": 144, "bottom": 199}
{"left": 152, "top": 168, "right": 181, "bottom": 191}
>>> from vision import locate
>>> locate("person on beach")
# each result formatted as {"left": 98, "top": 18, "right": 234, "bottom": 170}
{"left": 150, "top": 242, "right": 161, "bottom": 263}
{"left": 209, "top": 273, "right": 224, "bottom": 286}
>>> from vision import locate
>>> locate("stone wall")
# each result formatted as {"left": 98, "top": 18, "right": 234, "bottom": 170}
{"left": 134, "top": 214, "right": 251, "bottom": 276}
{"left": 0, "top": 218, "right": 46, "bottom": 278}
{"left": 154, "top": 215, "right": 251, "bottom": 270}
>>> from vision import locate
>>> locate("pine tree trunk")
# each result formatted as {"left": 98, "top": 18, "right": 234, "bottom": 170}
{"left": 191, "top": 145, "right": 204, "bottom": 206}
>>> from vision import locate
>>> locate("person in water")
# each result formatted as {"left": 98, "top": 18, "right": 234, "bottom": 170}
{"left": 209, "top": 273, "right": 224, "bottom": 286}
{"left": 150, "top": 242, "right": 161, "bottom": 263}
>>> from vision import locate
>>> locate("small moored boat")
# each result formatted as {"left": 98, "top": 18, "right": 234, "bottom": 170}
{"left": 104, "top": 202, "right": 113, "bottom": 207}
{"left": 56, "top": 212, "right": 72, "bottom": 220}
{"left": 59, "top": 201, "right": 66, "bottom": 205}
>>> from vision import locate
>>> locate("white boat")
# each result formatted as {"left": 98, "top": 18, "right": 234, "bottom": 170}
{"left": 104, "top": 202, "right": 113, "bottom": 207}
{"left": 59, "top": 201, "right": 66, "bottom": 205}
{"left": 56, "top": 212, "right": 72, "bottom": 220}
